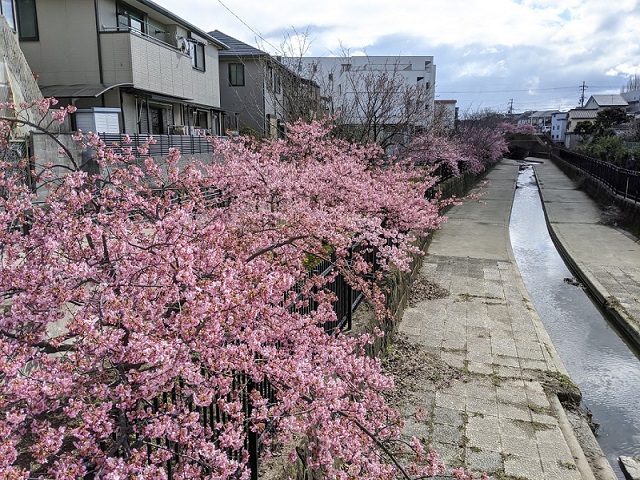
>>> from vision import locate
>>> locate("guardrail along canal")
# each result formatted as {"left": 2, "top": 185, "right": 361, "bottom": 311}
{"left": 509, "top": 164, "right": 640, "bottom": 479}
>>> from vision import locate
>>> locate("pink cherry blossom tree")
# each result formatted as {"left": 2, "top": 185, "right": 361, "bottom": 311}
{"left": 0, "top": 102, "right": 484, "bottom": 479}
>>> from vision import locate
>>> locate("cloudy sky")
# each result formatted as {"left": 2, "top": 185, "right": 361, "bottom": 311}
{"left": 157, "top": 0, "right": 640, "bottom": 115}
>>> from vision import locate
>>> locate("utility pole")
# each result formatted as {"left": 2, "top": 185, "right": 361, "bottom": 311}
{"left": 579, "top": 81, "right": 588, "bottom": 107}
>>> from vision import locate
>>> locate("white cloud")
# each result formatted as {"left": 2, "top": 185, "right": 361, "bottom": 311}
{"left": 155, "top": 0, "right": 639, "bottom": 111}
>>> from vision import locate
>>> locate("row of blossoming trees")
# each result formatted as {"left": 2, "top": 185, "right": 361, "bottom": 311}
{"left": 0, "top": 99, "right": 532, "bottom": 479}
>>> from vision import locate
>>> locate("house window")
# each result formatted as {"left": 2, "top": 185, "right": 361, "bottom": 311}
{"left": 117, "top": 2, "right": 146, "bottom": 34}
{"left": 190, "top": 41, "right": 205, "bottom": 71}
{"left": 229, "top": 63, "right": 245, "bottom": 86}
{"left": 15, "top": 0, "right": 38, "bottom": 40}
{"left": 274, "top": 74, "right": 281, "bottom": 94}
{"left": 1, "top": 0, "right": 16, "bottom": 30}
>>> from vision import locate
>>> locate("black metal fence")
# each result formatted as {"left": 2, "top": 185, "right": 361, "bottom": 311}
{"left": 99, "top": 133, "right": 215, "bottom": 158}
{"left": 147, "top": 243, "right": 382, "bottom": 479}
{"left": 557, "top": 148, "right": 640, "bottom": 203}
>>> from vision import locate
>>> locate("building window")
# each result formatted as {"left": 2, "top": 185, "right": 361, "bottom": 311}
{"left": 274, "top": 74, "right": 281, "bottom": 94}
{"left": 1, "top": 0, "right": 16, "bottom": 30}
{"left": 229, "top": 63, "right": 245, "bottom": 86}
{"left": 117, "top": 2, "right": 146, "bottom": 34}
{"left": 190, "top": 41, "right": 205, "bottom": 71}
{"left": 15, "top": 0, "right": 37, "bottom": 40}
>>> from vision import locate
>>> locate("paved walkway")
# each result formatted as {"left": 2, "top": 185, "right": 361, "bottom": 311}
{"left": 396, "top": 157, "right": 639, "bottom": 479}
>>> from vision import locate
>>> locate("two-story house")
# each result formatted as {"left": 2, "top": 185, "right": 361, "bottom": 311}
{"left": 15, "top": 0, "right": 228, "bottom": 136}
{"left": 550, "top": 111, "right": 567, "bottom": 143}
{"left": 210, "top": 30, "right": 320, "bottom": 138}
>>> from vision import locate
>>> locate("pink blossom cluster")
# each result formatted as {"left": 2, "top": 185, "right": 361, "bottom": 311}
{"left": 396, "top": 123, "right": 515, "bottom": 177}
{"left": 0, "top": 109, "right": 486, "bottom": 478}
{"left": 499, "top": 122, "right": 537, "bottom": 135}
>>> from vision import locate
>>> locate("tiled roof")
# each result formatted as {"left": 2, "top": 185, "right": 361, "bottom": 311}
{"left": 209, "top": 30, "right": 267, "bottom": 58}
{"left": 530, "top": 110, "right": 559, "bottom": 117}
{"left": 568, "top": 109, "right": 598, "bottom": 119}
{"left": 587, "top": 94, "right": 628, "bottom": 107}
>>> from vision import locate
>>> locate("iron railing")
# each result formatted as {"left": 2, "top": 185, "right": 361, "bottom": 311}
{"left": 147, "top": 242, "right": 381, "bottom": 479}
{"left": 99, "top": 133, "right": 215, "bottom": 158}
{"left": 557, "top": 148, "right": 640, "bottom": 203}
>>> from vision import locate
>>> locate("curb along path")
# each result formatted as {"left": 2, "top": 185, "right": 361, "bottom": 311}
{"left": 395, "top": 160, "right": 615, "bottom": 479}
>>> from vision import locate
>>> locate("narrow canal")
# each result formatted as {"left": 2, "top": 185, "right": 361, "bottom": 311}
{"left": 509, "top": 164, "right": 640, "bottom": 479}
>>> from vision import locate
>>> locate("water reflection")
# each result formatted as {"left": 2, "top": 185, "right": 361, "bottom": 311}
{"left": 509, "top": 165, "right": 640, "bottom": 479}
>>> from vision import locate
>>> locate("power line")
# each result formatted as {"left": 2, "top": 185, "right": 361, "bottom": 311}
{"left": 215, "top": 0, "right": 280, "bottom": 53}
{"left": 437, "top": 85, "right": 617, "bottom": 94}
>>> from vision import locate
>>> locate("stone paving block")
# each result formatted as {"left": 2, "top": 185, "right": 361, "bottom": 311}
{"left": 519, "top": 358, "right": 549, "bottom": 370}
{"left": 440, "top": 351, "right": 466, "bottom": 369}
{"left": 466, "top": 382, "right": 497, "bottom": 401}
{"left": 499, "top": 417, "right": 537, "bottom": 439}
{"left": 466, "top": 360, "right": 494, "bottom": 375}
{"left": 498, "top": 403, "right": 532, "bottom": 422}
{"left": 467, "top": 414, "right": 499, "bottom": 434}
{"left": 531, "top": 412, "right": 558, "bottom": 427}
{"left": 501, "top": 434, "right": 538, "bottom": 458}
{"left": 433, "top": 406, "right": 465, "bottom": 426}
{"left": 466, "top": 449, "right": 503, "bottom": 472}
{"left": 442, "top": 335, "right": 466, "bottom": 351}
{"left": 496, "top": 380, "right": 527, "bottom": 402}
{"left": 541, "top": 461, "right": 582, "bottom": 480}
{"left": 516, "top": 345, "right": 546, "bottom": 361}
{"left": 435, "top": 392, "right": 466, "bottom": 411}
{"left": 430, "top": 442, "right": 462, "bottom": 467}
{"left": 492, "top": 354, "right": 520, "bottom": 368}
{"left": 504, "top": 454, "right": 545, "bottom": 480}
{"left": 445, "top": 382, "right": 467, "bottom": 397}
{"left": 432, "top": 422, "right": 463, "bottom": 446}
{"left": 402, "top": 418, "right": 431, "bottom": 440}
{"left": 494, "top": 364, "right": 523, "bottom": 379}
{"left": 466, "top": 397, "right": 498, "bottom": 417}
{"left": 535, "top": 427, "right": 574, "bottom": 461}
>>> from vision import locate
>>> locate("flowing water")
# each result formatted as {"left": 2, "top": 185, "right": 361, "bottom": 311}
{"left": 509, "top": 164, "right": 640, "bottom": 479}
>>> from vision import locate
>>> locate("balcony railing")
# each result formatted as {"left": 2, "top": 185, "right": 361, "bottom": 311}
{"left": 99, "top": 133, "right": 215, "bottom": 159}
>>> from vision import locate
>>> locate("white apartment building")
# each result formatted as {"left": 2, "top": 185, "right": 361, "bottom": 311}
{"left": 289, "top": 55, "right": 436, "bottom": 146}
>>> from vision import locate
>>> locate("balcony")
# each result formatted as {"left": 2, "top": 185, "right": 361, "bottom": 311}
{"left": 99, "top": 24, "right": 218, "bottom": 107}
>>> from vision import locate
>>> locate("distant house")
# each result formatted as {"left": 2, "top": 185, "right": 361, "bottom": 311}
{"left": 16, "top": 0, "right": 228, "bottom": 136}
{"left": 583, "top": 94, "right": 628, "bottom": 111}
{"left": 515, "top": 111, "right": 535, "bottom": 128}
{"left": 621, "top": 90, "right": 640, "bottom": 117}
{"left": 564, "top": 108, "right": 598, "bottom": 148}
{"left": 529, "top": 110, "right": 558, "bottom": 134}
{"left": 550, "top": 111, "right": 567, "bottom": 143}
{"left": 210, "top": 30, "right": 321, "bottom": 138}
